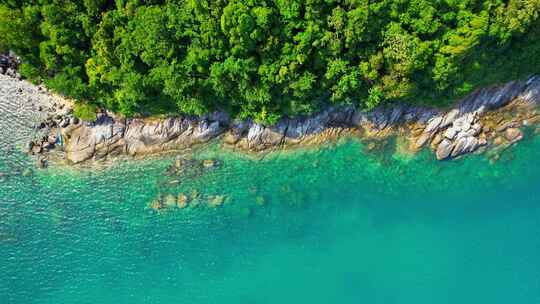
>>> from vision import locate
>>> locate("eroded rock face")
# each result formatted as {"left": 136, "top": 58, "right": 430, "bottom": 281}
{"left": 430, "top": 112, "right": 483, "bottom": 159}
{"left": 436, "top": 139, "right": 454, "bottom": 160}
{"left": 415, "top": 76, "right": 540, "bottom": 160}
{"left": 63, "top": 113, "right": 227, "bottom": 163}
{"left": 35, "top": 75, "right": 540, "bottom": 164}
{"left": 451, "top": 136, "right": 479, "bottom": 158}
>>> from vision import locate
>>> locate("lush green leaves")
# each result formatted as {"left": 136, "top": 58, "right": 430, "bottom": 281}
{"left": 1, "top": 0, "right": 540, "bottom": 123}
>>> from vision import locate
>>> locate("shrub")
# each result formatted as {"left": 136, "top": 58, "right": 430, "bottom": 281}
{"left": 73, "top": 103, "right": 97, "bottom": 121}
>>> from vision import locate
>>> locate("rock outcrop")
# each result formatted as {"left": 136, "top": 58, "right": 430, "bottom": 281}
{"left": 409, "top": 77, "right": 540, "bottom": 159}
{"left": 60, "top": 112, "right": 228, "bottom": 163}
{"left": 29, "top": 75, "right": 540, "bottom": 164}
{"left": 0, "top": 53, "right": 21, "bottom": 79}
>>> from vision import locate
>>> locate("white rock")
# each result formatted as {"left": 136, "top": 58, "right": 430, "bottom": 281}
{"left": 451, "top": 136, "right": 479, "bottom": 157}
{"left": 436, "top": 139, "right": 454, "bottom": 160}
{"left": 441, "top": 109, "right": 459, "bottom": 128}
{"left": 444, "top": 127, "right": 458, "bottom": 140}
{"left": 425, "top": 116, "right": 443, "bottom": 133}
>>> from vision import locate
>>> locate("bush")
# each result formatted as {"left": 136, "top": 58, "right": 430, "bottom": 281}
{"left": 73, "top": 103, "right": 97, "bottom": 121}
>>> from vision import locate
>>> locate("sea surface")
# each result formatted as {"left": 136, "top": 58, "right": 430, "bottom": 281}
{"left": 1, "top": 95, "right": 540, "bottom": 303}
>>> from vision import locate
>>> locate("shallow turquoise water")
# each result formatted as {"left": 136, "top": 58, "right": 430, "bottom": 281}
{"left": 1, "top": 127, "right": 540, "bottom": 302}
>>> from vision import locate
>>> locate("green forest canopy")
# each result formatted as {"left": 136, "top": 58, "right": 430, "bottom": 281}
{"left": 1, "top": 0, "right": 540, "bottom": 123}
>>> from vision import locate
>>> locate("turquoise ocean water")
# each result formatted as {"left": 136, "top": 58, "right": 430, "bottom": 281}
{"left": 1, "top": 106, "right": 540, "bottom": 303}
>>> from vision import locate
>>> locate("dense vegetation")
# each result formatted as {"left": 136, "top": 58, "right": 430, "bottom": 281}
{"left": 1, "top": 1, "right": 540, "bottom": 123}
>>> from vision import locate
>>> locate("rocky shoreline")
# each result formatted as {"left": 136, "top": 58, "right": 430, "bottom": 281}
{"left": 0, "top": 53, "right": 21, "bottom": 79}
{"left": 6, "top": 73, "right": 540, "bottom": 166}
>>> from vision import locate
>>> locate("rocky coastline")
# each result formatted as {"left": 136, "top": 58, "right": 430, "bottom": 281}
{"left": 5, "top": 71, "right": 540, "bottom": 166}
{"left": 0, "top": 53, "right": 22, "bottom": 79}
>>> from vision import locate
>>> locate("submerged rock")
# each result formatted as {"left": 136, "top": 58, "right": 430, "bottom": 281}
{"left": 21, "top": 168, "right": 33, "bottom": 177}
{"left": 174, "top": 158, "right": 183, "bottom": 169}
{"left": 191, "top": 189, "right": 200, "bottom": 199}
{"left": 239, "top": 207, "right": 253, "bottom": 218}
{"left": 36, "top": 157, "right": 48, "bottom": 169}
{"left": 288, "top": 191, "right": 308, "bottom": 209}
{"left": 504, "top": 128, "right": 523, "bottom": 143}
{"left": 31, "top": 144, "right": 42, "bottom": 154}
{"left": 149, "top": 199, "right": 163, "bottom": 211}
{"left": 208, "top": 195, "right": 225, "bottom": 207}
{"left": 493, "top": 136, "right": 505, "bottom": 146}
{"left": 164, "top": 194, "right": 177, "bottom": 208}
{"left": 255, "top": 196, "right": 266, "bottom": 206}
{"left": 451, "top": 136, "right": 479, "bottom": 158}
{"left": 202, "top": 159, "right": 217, "bottom": 168}
{"left": 190, "top": 198, "right": 201, "bottom": 208}
{"left": 42, "top": 142, "right": 54, "bottom": 151}
{"left": 25, "top": 141, "right": 34, "bottom": 152}
{"left": 177, "top": 193, "right": 189, "bottom": 209}
{"left": 47, "top": 134, "right": 58, "bottom": 145}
